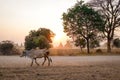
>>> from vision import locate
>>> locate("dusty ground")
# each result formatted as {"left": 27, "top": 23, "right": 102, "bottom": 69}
{"left": 0, "top": 56, "right": 120, "bottom": 80}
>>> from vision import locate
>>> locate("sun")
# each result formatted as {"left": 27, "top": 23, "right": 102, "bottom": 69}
{"left": 52, "top": 30, "right": 70, "bottom": 47}
{"left": 53, "top": 33, "right": 63, "bottom": 42}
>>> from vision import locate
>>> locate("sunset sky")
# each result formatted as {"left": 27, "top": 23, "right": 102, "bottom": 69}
{"left": 0, "top": 0, "right": 88, "bottom": 46}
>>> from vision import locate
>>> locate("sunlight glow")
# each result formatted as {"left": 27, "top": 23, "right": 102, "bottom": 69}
{"left": 0, "top": 0, "right": 89, "bottom": 46}
{"left": 54, "top": 33, "right": 64, "bottom": 42}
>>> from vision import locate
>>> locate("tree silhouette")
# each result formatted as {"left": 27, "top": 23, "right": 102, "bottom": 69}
{"left": 0, "top": 40, "right": 13, "bottom": 55}
{"left": 88, "top": 0, "right": 120, "bottom": 52}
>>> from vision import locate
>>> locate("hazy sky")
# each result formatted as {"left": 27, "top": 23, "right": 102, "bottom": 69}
{"left": 0, "top": 0, "right": 88, "bottom": 46}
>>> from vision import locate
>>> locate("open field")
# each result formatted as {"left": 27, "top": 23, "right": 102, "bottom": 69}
{"left": 0, "top": 56, "right": 120, "bottom": 80}
{"left": 49, "top": 48, "right": 120, "bottom": 56}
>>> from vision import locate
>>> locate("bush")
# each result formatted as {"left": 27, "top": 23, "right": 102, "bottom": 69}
{"left": 0, "top": 40, "right": 21, "bottom": 55}
{"left": 113, "top": 38, "right": 120, "bottom": 48}
{"left": 96, "top": 49, "right": 102, "bottom": 53}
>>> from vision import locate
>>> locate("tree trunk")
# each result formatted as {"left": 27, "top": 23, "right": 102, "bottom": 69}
{"left": 107, "top": 38, "right": 112, "bottom": 53}
{"left": 86, "top": 38, "right": 90, "bottom": 54}
{"left": 80, "top": 47, "right": 82, "bottom": 52}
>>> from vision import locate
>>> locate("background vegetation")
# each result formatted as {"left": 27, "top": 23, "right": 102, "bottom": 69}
{"left": 0, "top": 40, "right": 21, "bottom": 55}
{"left": 62, "top": 0, "right": 120, "bottom": 53}
{"left": 24, "top": 28, "right": 55, "bottom": 50}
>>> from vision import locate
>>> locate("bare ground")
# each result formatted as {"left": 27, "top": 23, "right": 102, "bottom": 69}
{"left": 0, "top": 56, "right": 120, "bottom": 80}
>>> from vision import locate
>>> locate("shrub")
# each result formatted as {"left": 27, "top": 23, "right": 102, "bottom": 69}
{"left": 0, "top": 40, "right": 21, "bottom": 55}
{"left": 96, "top": 49, "right": 102, "bottom": 53}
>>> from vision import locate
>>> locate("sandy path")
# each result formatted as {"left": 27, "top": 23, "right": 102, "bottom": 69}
{"left": 0, "top": 56, "right": 120, "bottom": 80}
{"left": 0, "top": 56, "right": 120, "bottom": 67}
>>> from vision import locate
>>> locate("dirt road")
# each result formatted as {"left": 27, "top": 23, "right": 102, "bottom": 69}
{"left": 0, "top": 56, "right": 120, "bottom": 80}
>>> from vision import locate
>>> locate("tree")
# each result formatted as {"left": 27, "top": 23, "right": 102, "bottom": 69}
{"left": 75, "top": 37, "right": 86, "bottom": 51}
{"left": 64, "top": 40, "right": 72, "bottom": 48}
{"left": 87, "top": 0, "right": 120, "bottom": 52}
{"left": 25, "top": 28, "right": 55, "bottom": 50}
{"left": 75, "top": 32, "right": 100, "bottom": 51}
{"left": 113, "top": 38, "right": 120, "bottom": 48}
{"left": 62, "top": 1, "right": 104, "bottom": 53}
{"left": 58, "top": 42, "right": 64, "bottom": 49}
{"left": 89, "top": 33, "right": 100, "bottom": 48}
{"left": 0, "top": 40, "right": 14, "bottom": 55}
{"left": 90, "top": 39, "right": 100, "bottom": 48}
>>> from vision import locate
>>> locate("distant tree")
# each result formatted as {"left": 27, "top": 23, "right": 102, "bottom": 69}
{"left": 62, "top": 1, "right": 104, "bottom": 53}
{"left": 0, "top": 40, "right": 14, "bottom": 55}
{"left": 113, "top": 38, "right": 120, "bottom": 48}
{"left": 89, "top": 33, "right": 100, "bottom": 48}
{"left": 58, "top": 42, "right": 64, "bottom": 49}
{"left": 25, "top": 28, "right": 55, "bottom": 50}
{"left": 90, "top": 39, "right": 100, "bottom": 48}
{"left": 64, "top": 40, "right": 72, "bottom": 48}
{"left": 75, "top": 33, "right": 100, "bottom": 51}
{"left": 87, "top": 0, "right": 120, "bottom": 52}
{"left": 75, "top": 37, "right": 86, "bottom": 51}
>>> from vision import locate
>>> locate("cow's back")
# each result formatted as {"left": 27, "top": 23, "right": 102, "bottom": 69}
{"left": 28, "top": 49, "right": 46, "bottom": 58}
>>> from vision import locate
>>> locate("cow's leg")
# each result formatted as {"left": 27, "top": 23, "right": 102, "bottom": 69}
{"left": 42, "top": 56, "right": 46, "bottom": 66}
{"left": 35, "top": 58, "right": 39, "bottom": 66}
{"left": 49, "top": 57, "right": 52, "bottom": 63}
{"left": 31, "top": 59, "right": 34, "bottom": 66}
{"left": 46, "top": 56, "right": 50, "bottom": 66}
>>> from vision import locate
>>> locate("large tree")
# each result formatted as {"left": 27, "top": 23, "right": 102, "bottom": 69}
{"left": 62, "top": 1, "right": 104, "bottom": 53}
{"left": 25, "top": 28, "right": 55, "bottom": 50}
{"left": 87, "top": 0, "right": 120, "bottom": 52}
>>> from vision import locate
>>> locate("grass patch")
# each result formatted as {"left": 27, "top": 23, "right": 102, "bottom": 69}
{"left": 49, "top": 48, "right": 120, "bottom": 56}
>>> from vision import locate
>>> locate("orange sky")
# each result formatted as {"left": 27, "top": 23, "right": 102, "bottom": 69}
{"left": 0, "top": 0, "right": 88, "bottom": 46}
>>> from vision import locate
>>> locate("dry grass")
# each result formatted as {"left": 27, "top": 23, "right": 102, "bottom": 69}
{"left": 50, "top": 49, "right": 81, "bottom": 56}
{"left": 0, "top": 65, "right": 120, "bottom": 80}
{"left": 0, "top": 56, "right": 120, "bottom": 80}
{"left": 1, "top": 48, "right": 120, "bottom": 56}
{"left": 49, "top": 48, "right": 120, "bottom": 56}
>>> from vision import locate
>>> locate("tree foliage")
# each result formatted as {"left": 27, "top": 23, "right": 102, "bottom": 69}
{"left": 75, "top": 37, "right": 86, "bottom": 51}
{"left": 87, "top": 0, "right": 120, "bottom": 52}
{"left": 62, "top": 1, "right": 104, "bottom": 53}
{"left": 25, "top": 28, "right": 55, "bottom": 50}
{"left": 75, "top": 33, "right": 100, "bottom": 51}
{"left": 89, "top": 33, "right": 100, "bottom": 48}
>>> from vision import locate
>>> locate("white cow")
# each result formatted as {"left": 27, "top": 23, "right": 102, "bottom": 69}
{"left": 20, "top": 49, "right": 52, "bottom": 66}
